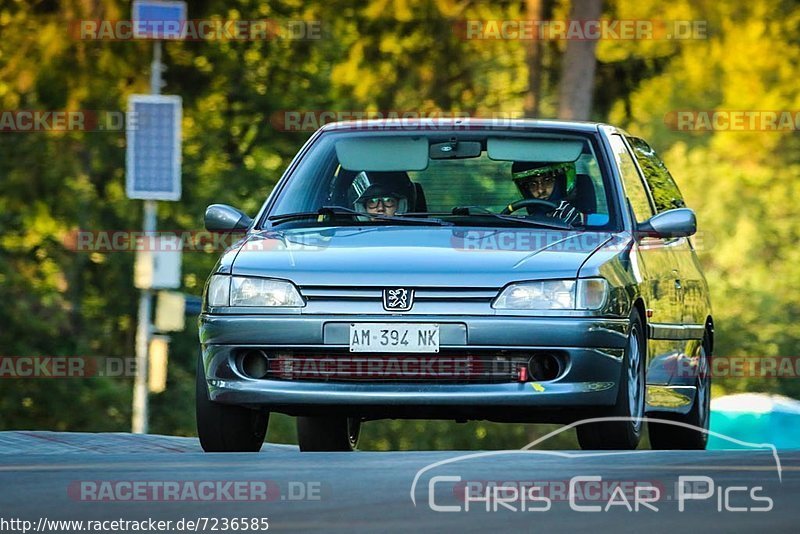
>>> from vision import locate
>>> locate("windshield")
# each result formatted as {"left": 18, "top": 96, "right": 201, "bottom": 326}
{"left": 266, "top": 130, "right": 616, "bottom": 230}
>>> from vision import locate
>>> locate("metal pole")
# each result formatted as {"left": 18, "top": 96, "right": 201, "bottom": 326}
{"left": 132, "top": 41, "right": 163, "bottom": 434}
{"left": 132, "top": 201, "right": 156, "bottom": 434}
{"left": 150, "top": 41, "right": 162, "bottom": 96}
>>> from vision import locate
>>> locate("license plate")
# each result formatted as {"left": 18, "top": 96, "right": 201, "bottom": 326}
{"left": 349, "top": 323, "right": 439, "bottom": 353}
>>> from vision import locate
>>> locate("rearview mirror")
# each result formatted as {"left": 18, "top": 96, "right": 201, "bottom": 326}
{"left": 429, "top": 141, "right": 482, "bottom": 159}
{"left": 204, "top": 204, "right": 252, "bottom": 232}
{"left": 638, "top": 208, "right": 696, "bottom": 238}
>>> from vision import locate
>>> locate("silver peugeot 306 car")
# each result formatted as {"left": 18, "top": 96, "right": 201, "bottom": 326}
{"left": 197, "top": 118, "right": 713, "bottom": 452}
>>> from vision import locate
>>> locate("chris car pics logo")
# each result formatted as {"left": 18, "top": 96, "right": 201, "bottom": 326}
{"left": 410, "top": 417, "right": 781, "bottom": 514}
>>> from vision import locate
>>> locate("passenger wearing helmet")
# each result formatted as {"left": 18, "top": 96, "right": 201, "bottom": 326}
{"left": 354, "top": 183, "right": 407, "bottom": 217}
{"left": 511, "top": 161, "right": 583, "bottom": 225}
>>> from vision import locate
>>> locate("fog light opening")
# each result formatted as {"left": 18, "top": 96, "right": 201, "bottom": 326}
{"left": 239, "top": 350, "right": 270, "bottom": 379}
{"left": 528, "top": 353, "right": 562, "bottom": 381}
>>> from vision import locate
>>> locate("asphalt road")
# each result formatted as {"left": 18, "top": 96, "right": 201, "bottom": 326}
{"left": 0, "top": 432, "right": 797, "bottom": 533}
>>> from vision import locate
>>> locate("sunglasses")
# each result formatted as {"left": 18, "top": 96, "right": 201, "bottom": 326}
{"left": 365, "top": 196, "right": 398, "bottom": 208}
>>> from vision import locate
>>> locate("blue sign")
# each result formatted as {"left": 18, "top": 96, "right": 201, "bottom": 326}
{"left": 126, "top": 95, "right": 182, "bottom": 201}
{"left": 132, "top": 0, "right": 187, "bottom": 40}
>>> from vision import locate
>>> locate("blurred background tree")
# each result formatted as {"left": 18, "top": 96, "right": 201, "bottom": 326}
{"left": 0, "top": 0, "right": 798, "bottom": 450}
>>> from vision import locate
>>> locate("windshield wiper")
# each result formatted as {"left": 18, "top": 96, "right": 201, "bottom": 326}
{"left": 476, "top": 213, "right": 575, "bottom": 230}
{"left": 268, "top": 206, "right": 451, "bottom": 226}
{"left": 401, "top": 211, "right": 574, "bottom": 230}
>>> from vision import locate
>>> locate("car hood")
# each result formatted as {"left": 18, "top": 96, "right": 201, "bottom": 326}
{"left": 231, "top": 226, "right": 613, "bottom": 287}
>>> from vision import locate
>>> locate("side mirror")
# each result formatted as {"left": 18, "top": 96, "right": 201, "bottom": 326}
{"left": 204, "top": 204, "right": 252, "bottom": 232}
{"left": 638, "top": 208, "right": 696, "bottom": 238}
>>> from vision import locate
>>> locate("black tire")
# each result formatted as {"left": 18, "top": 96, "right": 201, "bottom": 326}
{"left": 577, "top": 310, "right": 646, "bottom": 450}
{"left": 648, "top": 334, "right": 711, "bottom": 450}
{"left": 297, "top": 416, "right": 361, "bottom": 452}
{"left": 196, "top": 356, "right": 268, "bottom": 452}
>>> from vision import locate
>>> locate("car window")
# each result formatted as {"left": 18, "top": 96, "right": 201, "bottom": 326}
{"left": 628, "top": 137, "right": 686, "bottom": 213}
{"left": 268, "top": 131, "right": 618, "bottom": 229}
{"left": 609, "top": 134, "right": 653, "bottom": 224}
{"left": 408, "top": 156, "right": 519, "bottom": 213}
{"left": 273, "top": 137, "right": 341, "bottom": 214}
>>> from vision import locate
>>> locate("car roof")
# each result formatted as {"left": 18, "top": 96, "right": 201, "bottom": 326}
{"left": 317, "top": 117, "right": 624, "bottom": 136}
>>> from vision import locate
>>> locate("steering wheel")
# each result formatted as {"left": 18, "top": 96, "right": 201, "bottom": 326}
{"left": 501, "top": 199, "right": 559, "bottom": 215}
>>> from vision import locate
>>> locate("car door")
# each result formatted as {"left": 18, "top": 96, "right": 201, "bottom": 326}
{"left": 628, "top": 136, "right": 709, "bottom": 386}
{"left": 628, "top": 137, "right": 709, "bottom": 328}
{"left": 608, "top": 134, "right": 685, "bottom": 383}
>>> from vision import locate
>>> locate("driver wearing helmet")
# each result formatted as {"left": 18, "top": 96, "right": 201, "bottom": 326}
{"left": 354, "top": 183, "right": 408, "bottom": 217}
{"left": 511, "top": 161, "right": 583, "bottom": 225}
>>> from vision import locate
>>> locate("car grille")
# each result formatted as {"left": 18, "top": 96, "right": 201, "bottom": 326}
{"left": 239, "top": 350, "right": 531, "bottom": 384}
{"left": 298, "top": 286, "right": 498, "bottom": 303}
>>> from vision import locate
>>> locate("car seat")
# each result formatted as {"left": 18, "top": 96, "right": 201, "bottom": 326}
{"left": 573, "top": 174, "right": 597, "bottom": 214}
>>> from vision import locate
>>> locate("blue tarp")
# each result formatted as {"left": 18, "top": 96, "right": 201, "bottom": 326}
{"left": 708, "top": 393, "right": 800, "bottom": 450}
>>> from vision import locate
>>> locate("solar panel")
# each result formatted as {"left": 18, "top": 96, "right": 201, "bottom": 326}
{"left": 126, "top": 95, "right": 182, "bottom": 201}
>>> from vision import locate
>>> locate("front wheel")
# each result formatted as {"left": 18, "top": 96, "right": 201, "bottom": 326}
{"left": 577, "top": 310, "right": 646, "bottom": 450}
{"left": 196, "top": 356, "right": 268, "bottom": 452}
{"left": 297, "top": 416, "right": 361, "bottom": 452}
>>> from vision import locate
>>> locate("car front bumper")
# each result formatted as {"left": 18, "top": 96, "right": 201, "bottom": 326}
{"left": 199, "top": 314, "right": 630, "bottom": 422}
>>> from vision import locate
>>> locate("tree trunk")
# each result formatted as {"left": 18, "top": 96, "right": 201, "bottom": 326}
{"left": 523, "top": 0, "right": 545, "bottom": 117}
{"left": 557, "top": 0, "right": 603, "bottom": 120}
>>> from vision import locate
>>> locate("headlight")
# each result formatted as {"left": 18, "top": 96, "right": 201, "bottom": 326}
{"left": 207, "top": 275, "right": 231, "bottom": 307}
{"left": 492, "top": 278, "right": 608, "bottom": 310}
{"left": 576, "top": 278, "right": 608, "bottom": 310}
{"left": 206, "top": 275, "right": 305, "bottom": 307}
